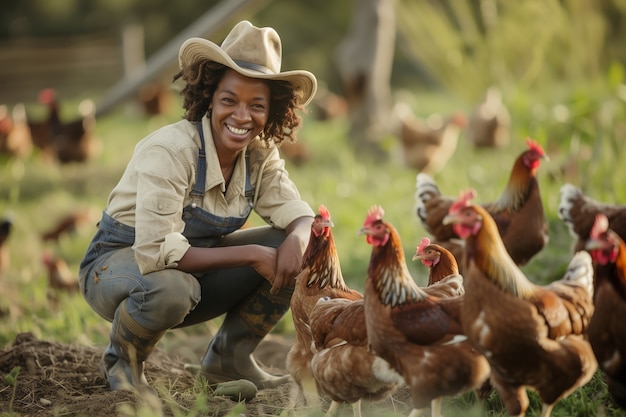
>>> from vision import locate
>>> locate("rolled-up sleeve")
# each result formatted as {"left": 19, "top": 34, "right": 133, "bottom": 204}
{"left": 133, "top": 143, "right": 192, "bottom": 274}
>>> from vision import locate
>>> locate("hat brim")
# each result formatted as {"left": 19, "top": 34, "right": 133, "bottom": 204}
{"left": 179, "top": 38, "right": 317, "bottom": 106}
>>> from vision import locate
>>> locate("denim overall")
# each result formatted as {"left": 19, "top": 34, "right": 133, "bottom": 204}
{"left": 79, "top": 123, "right": 292, "bottom": 333}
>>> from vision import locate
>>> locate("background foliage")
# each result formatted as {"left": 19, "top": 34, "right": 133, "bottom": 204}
{"left": 2, "top": 0, "right": 626, "bottom": 416}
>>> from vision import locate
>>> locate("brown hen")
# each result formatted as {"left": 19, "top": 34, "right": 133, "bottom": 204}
{"left": 466, "top": 86, "right": 511, "bottom": 149}
{"left": 286, "top": 205, "right": 362, "bottom": 411}
{"left": 584, "top": 214, "right": 626, "bottom": 408}
{"left": 443, "top": 190, "right": 597, "bottom": 417}
{"left": 415, "top": 137, "right": 549, "bottom": 269}
{"left": 558, "top": 183, "right": 626, "bottom": 253}
{"left": 0, "top": 103, "right": 33, "bottom": 159}
{"left": 360, "top": 205, "right": 490, "bottom": 417}
{"left": 308, "top": 297, "right": 400, "bottom": 417}
{"left": 392, "top": 102, "right": 467, "bottom": 175}
{"left": 412, "top": 236, "right": 464, "bottom": 298}
{"left": 42, "top": 252, "right": 79, "bottom": 293}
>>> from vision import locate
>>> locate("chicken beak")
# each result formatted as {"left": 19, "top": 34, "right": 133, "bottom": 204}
{"left": 542, "top": 153, "right": 551, "bottom": 162}
{"left": 319, "top": 219, "right": 334, "bottom": 228}
{"left": 411, "top": 253, "right": 424, "bottom": 261}
{"left": 358, "top": 226, "right": 370, "bottom": 236}
{"left": 584, "top": 239, "right": 601, "bottom": 251}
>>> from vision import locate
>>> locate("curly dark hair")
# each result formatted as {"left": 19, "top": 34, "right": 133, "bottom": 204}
{"left": 173, "top": 60, "right": 306, "bottom": 146}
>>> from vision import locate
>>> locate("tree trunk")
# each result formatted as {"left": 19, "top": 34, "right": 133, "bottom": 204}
{"left": 335, "top": 0, "right": 396, "bottom": 158}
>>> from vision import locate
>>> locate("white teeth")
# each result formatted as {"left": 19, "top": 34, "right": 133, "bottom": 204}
{"left": 227, "top": 125, "right": 248, "bottom": 135}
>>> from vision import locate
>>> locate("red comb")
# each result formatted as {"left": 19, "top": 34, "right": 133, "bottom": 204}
{"left": 449, "top": 189, "right": 476, "bottom": 215}
{"left": 417, "top": 237, "right": 431, "bottom": 255}
{"left": 364, "top": 205, "right": 385, "bottom": 227}
{"left": 590, "top": 213, "right": 609, "bottom": 239}
{"left": 38, "top": 88, "right": 56, "bottom": 104}
{"left": 526, "top": 137, "right": 545, "bottom": 155}
{"left": 318, "top": 204, "right": 331, "bottom": 221}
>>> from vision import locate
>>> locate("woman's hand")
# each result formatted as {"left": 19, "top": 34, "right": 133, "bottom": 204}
{"left": 249, "top": 245, "right": 278, "bottom": 284}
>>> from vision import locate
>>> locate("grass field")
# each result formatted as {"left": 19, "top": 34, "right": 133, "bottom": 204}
{"left": 1, "top": 80, "right": 626, "bottom": 416}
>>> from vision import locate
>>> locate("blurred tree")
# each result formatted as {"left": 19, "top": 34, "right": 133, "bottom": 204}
{"left": 334, "top": 0, "right": 396, "bottom": 158}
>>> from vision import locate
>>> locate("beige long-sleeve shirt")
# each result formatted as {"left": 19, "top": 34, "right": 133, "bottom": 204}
{"left": 105, "top": 116, "right": 314, "bottom": 275}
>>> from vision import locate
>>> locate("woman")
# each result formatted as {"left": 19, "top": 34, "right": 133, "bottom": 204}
{"left": 79, "top": 20, "right": 317, "bottom": 395}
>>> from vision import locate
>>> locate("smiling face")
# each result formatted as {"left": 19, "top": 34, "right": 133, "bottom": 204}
{"left": 209, "top": 69, "right": 271, "bottom": 156}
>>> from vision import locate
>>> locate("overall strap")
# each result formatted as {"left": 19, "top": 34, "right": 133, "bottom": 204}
{"left": 190, "top": 122, "right": 207, "bottom": 199}
{"left": 244, "top": 151, "right": 253, "bottom": 202}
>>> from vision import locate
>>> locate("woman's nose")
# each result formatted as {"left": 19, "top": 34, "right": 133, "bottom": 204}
{"left": 232, "top": 104, "right": 251, "bottom": 121}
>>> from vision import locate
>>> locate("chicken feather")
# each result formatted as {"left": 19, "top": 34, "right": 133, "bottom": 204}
{"left": 286, "top": 205, "right": 366, "bottom": 414}
{"left": 584, "top": 214, "right": 626, "bottom": 408}
{"left": 415, "top": 137, "right": 549, "bottom": 269}
{"left": 360, "top": 205, "right": 490, "bottom": 417}
{"left": 443, "top": 190, "right": 597, "bottom": 417}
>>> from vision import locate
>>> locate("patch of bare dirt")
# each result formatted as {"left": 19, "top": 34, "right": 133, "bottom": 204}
{"left": 0, "top": 332, "right": 413, "bottom": 417}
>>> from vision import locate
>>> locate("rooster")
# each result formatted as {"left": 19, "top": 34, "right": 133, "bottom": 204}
{"left": 466, "top": 86, "right": 511, "bottom": 149}
{"left": 415, "top": 137, "right": 549, "bottom": 268}
{"left": 411, "top": 236, "right": 464, "bottom": 298}
{"left": 286, "top": 205, "right": 362, "bottom": 410}
{"left": 360, "top": 205, "right": 490, "bottom": 417}
{"left": 308, "top": 297, "right": 401, "bottom": 417}
{"left": 33, "top": 88, "right": 100, "bottom": 164}
{"left": 584, "top": 214, "right": 626, "bottom": 408}
{"left": 443, "top": 189, "right": 597, "bottom": 417}
{"left": 558, "top": 183, "right": 626, "bottom": 253}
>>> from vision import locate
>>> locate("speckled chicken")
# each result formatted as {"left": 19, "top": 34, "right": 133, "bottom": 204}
{"left": 415, "top": 137, "right": 549, "bottom": 269}
{"left": 558, "top": 183, "right": 626, "bottom": 253}
{"left": 360, "top": 205, "right": 490, "bottom": 417}
{"left": 443, "top": 189, "right": 597, "bottom": 417}
{"left": 286, "top": 205, "right": 362, "bottom": 410}
{"left": 584, "top": 214, "right": 626, "bottom": 408}
{"left": 308, "top": 297, "right": 401, "bottom": 417}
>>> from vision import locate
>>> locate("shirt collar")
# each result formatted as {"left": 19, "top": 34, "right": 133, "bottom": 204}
{"left": 200, "top": 116, "right": 247, "bottom": 196}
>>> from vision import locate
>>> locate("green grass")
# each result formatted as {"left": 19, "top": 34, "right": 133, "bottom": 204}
{"left": 2, "top": 77, "right": 626, "bottom": 416}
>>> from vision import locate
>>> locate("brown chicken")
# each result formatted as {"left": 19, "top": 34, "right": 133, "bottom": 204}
{"left": 584, "top": 214, "right": 626, "bottom": 408}
{"left": 137, "top": 82, "right": 173, "bottom": 117}
{"left": 443, "top": 189, "right": 597, "bottom": 417}
{"left": 411, "top": 237, "right": 464, "bottom": 298}
{"left": 392, "top": 102, "right": 467, "bottom": 175}
{"left": 360, "top": 205, "right": 490, "bottom": 417}
{"left": 308, "top": 297, "right": 401, "bottom": 417}
{"left": 0, "top": 103, "right": 33, "bottom": 159}
{"left": 0, "top": 217, "right": 13, "bottom": 277}
{"left": 42, "top": 252, "right": 79, "bottom": 293}
{"left": 32, "top": 88, "right": 100, "bottom": 164}
{"left": 27, "top": 88, "right": 57, "bottom": 158}
{"left": 466, "top": 86, "right": 511, "bottom": 149}
{"left": 558, "top": 183, "right": 626, "bottom": 253}
{"left": 415, "top": 137, "right": 549, "bottom": 268}
{"left": 41, "top": 208, "right": 98, "bottom": 243}
{"left": 286, "top": 205, "right": 362, "bottom": 410}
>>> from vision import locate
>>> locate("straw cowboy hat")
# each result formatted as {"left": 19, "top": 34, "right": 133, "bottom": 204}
{"left": 179, "top": 20, "right": 317, "bottom": 106}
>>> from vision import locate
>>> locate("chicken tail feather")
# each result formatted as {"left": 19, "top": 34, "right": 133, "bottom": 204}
{"left": 415, "top": 173, "right": 440, "bottom": 223}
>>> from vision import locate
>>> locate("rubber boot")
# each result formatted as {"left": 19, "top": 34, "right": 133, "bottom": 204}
{"left": 100, "top": 302, "right": 166, "bottom": 395}
{"left": 200, "top": 281, "right": 292, "bottom": 389}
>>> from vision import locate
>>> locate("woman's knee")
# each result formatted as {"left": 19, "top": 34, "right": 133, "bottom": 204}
{"left": 139, "top": 270, "right": 201, "bottom": 328}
